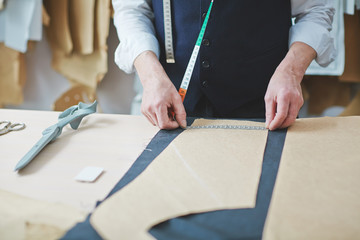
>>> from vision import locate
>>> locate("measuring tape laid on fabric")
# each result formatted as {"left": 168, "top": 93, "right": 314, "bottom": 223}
{"left": 187, "top": 125, "right": 267, "bottom": 130}
{"left": 163, "top": 0, "right": 214, "bottom": 102}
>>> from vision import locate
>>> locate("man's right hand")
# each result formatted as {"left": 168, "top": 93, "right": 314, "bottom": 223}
{"left": 134, "top": 51, "right": 187, "bottom": 130}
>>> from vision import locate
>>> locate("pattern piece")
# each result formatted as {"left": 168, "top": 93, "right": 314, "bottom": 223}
{"left": 264, "top": 117, "right": 360, "bottom": 240}
{"left": 91, "top": 119, "right": 268, "bottom": 240}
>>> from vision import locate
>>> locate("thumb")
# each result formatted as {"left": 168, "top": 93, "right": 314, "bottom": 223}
{"left": 265, "top": 95, "right": 276, "bottom": 129}
{"left": 173, "top": 100, "right": 187, "bottom": 128}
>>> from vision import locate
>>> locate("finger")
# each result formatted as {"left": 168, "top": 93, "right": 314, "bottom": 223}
{"left": 157, "top": 104, "right": 180, "bottom": 130}
{"left": 279, "top": 102, "right": 299, "bottom": 129}
{"left": 172, "top": 97, "right": 187, "bottom": 128}
{"left": 269, "top": 96, "right": 289, "bottom": 131}
{"left": 265, "top": 95, "right": 276, "bottom": 129}
{"left": 150, "top": 109, "right": 160, "bottom": 127}
{"left": 141, "top": 106, "right": 157, "bottom": 126}
{"left": 145, "top": 112, "right": 157, "bottom": 126}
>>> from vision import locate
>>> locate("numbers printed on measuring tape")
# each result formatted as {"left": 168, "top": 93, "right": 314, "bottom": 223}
{"left": 187, "top": 125, "right": 267, "bottom": 130}
{"left": 180, "top": 45, "right": 200, "bottom": 90}
{"left": 163, "top": 0, "right": 175, "bottom": 63}
{"left": 163, "top": 0, "right": 214, "bottom": 102}
{"left": 178, "top": 0, "right": 214, "bottom": 101}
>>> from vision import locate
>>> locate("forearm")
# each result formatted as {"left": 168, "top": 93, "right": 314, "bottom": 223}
{"left": 134, "top": 51, "right": 170, "bottom": 88}
{"left": 265, "top": 42, "right": 316, "bottom": 130}
{"left": 134, "top": 50, "right": 187, "bottom": 129}
{"left": 290, "top": 0, "right": 335, "bottom": 67}
{"left": 277, "top": 42, "right": 317, "bottom": 83}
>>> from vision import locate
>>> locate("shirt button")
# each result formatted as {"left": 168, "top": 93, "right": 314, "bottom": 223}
{"left": 202, "top": 80, "right": 209, "bottom": 87}
{"left": 202, "top": 39, "right": 210, "bottom": 46}
{"left": 201, "top": 60, "right": 210, "bottom": 68}
{"left": 202, "top": 12, "right": 207, "bottom": 19}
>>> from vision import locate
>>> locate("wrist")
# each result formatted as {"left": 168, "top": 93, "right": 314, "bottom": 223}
{"left": 134, "top": 51, "right": 173, "bottom": 89}
{"left": 277, "top": 42, "right": 316, "bottom": 83}
{"left": 134, "top": 51, "right": 165, "bottom": 85}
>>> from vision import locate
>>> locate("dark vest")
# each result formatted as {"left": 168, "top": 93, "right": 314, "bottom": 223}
{"left": 152, "top": 0, "right": 291, "bottom": 115}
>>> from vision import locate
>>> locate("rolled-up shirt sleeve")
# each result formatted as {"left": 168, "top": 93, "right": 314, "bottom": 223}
{"left": 112, "top": 0, "right": 159, "bottom": 74}
{"left": 290, "top": 0, "right": 336, "bottom": 67}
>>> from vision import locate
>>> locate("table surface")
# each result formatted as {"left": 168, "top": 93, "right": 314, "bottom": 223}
{"left": 0, "top": 110, "right": 285, "bottom": 240}
{"left": 0, "top": 109, "right": 159, "bottom": 212}
{"left": 63, "top": 118, "right": 288, "bottom": 240}
{"left": 3, "top": 109, "right": 359, "bottom": 239}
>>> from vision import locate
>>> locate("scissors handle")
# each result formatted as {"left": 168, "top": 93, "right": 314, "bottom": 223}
{"left": 0, "top": 121, "right": 26, "bottom": 135}
{"left": 9, "top": 122, "right": 26, "bottom": 131}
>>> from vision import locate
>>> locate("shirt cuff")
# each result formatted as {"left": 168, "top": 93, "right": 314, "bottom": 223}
{"left": 289, "top": 21, "right": 336, "bottom": 67}
{"left": 114, "top": 34, "right": 160, "bottom": 74}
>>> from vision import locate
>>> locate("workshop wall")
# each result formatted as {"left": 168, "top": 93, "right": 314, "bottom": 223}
{"left": 1, "top": 0, "right": 136, "bottom": 114}
{"left": 5, "top": 23, "right": 136, "bottom": 114}
{"left": 301, "top": 7, "right": 360, "bottom": 118}
{"left": 1, "top": 1, "right": 359, "bottom": 117}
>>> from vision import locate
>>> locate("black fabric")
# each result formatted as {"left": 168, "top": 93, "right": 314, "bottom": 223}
{"left": 151, "top": 0, "right": 291, "bottom": 114}
{"left": 62, "top": 123, "right": 186, "bottom": 240}
{"left": 62, "top": 118, "right": 287, "bottom": 239}
{"left": 150, "top": 124, "right": 287, "bottom": 240}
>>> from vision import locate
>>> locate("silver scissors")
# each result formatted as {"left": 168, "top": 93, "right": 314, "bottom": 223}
{"left": 0, "top": 121, "right": 26, "bottom": 135}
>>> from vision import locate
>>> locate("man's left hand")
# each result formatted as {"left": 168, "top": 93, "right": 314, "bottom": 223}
{"left": 264, "top": 66, "right": 304, "bottom": 130}
{"left": 265, "top": 42, "right": 316, "bottom": 130}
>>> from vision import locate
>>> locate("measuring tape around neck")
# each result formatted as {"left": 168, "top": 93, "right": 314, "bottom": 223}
{"left": 178, "top": 0, "right": 214, "bottom": 102}
{"left": 163, "top": 0, "right": 175, "bottom": 63}
{"left": 163, "top": 0, "right": 214, "bottom": 100}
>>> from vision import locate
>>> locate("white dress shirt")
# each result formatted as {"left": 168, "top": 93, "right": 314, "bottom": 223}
{"left": 306, "top": 0, "right": 344, "bottom": 76}
{"left": 112, "top": 0, "right": 336, "bottom": 74}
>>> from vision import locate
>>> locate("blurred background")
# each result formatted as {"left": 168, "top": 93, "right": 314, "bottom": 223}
{"left": 0, "top": 0, "right": 359, "bottom": 118}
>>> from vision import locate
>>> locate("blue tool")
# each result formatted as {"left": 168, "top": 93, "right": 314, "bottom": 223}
{"left": 0, "top": 121, "right": 26, "bottom": 135}
{"left": 14, "top": 101, "right": 97, "bottom": 171}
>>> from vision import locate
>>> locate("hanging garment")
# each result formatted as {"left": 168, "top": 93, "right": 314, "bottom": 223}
{"left": 0, "top": 43, "right": 26, "bottom": 107}
{"left": 43, "top": 0, "right": 111, "bottom": 111}
{"left": 0, "top": 0, "right": 42, "bottom": 107}
{"left": 0, "top": 0, "right": 42, "bottom": 53}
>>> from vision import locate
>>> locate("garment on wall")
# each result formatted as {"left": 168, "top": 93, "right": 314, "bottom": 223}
{"left": 0, "top": 43, "right": 26, "bottom": 107}
{"left": 0, "top": 0, "right": 42, "bottom": 53}
{"left": 0, "top": 0, "right": 42, "bottom": 107}
{"left": 43, "top": 0, "right": 111, "bottom": 111}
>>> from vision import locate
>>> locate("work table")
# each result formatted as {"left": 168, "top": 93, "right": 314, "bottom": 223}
{"left": 1, "top": 109, "right": 360, "bottom": 240}
{"left": 0, "top": 108, "right": 158, "bottom": 239}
